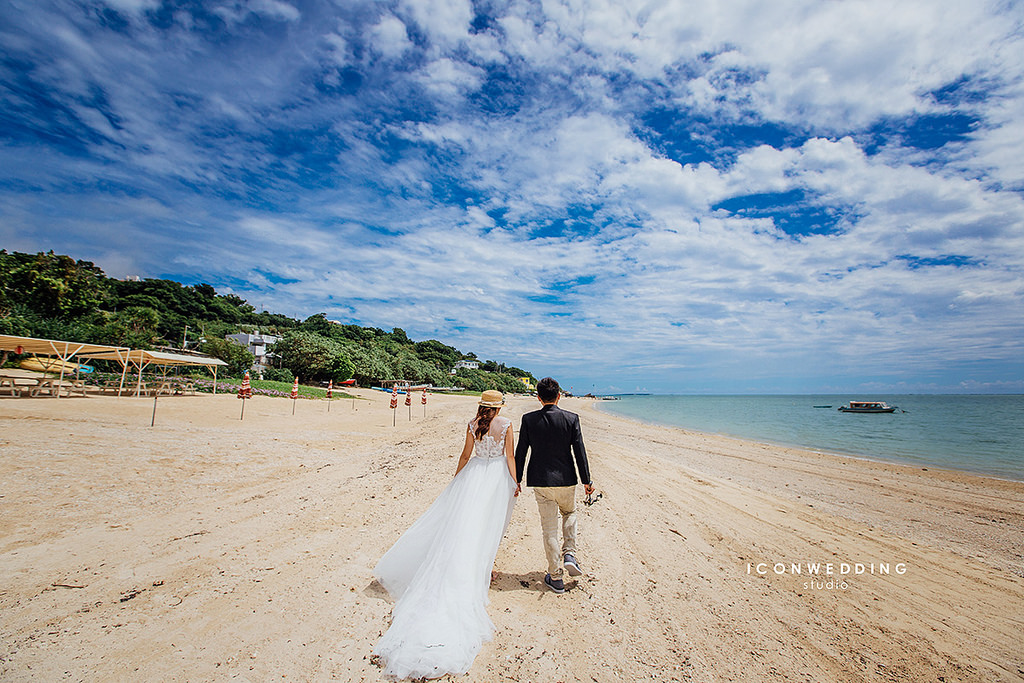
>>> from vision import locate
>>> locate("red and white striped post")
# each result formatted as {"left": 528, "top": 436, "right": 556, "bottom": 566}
{"left": 405, "top": 386, "right": 412, "bottom": 420}
{"left": 238, "top": 371, "right": 252, "bottom": 420}
{"left": 421, "top": 387, "right": 427, "bottom": 417}
{"left": 390, "top": 385, "right": 398, "bottom": 426}
{"left": 291, "top": 377, "right": 299, "bottom": 415}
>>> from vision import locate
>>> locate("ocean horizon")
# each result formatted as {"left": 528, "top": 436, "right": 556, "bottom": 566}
{"left": 596, "top": 394, "right": 1024, "bottom": 481}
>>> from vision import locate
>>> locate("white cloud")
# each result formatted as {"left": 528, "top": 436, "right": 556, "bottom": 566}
{"left": 418, "top": 58, "right": 484, "bottom": 98}
{"left": 959, "top": 78, "right": 1024, "bottom": 190}
{"left": 497, "top": 15, "right": 574, "bottom": 69}
{"left": 213, "top": 0, "right": 301, "bottom": 25}
{"left": 251, "top": 0, "right": 301, "bottom": 22}
{"left": 3, "top": 0, "right": 1023, "bottom": 392}
{"left": 369, "top": 15, "right": 412, "bottom": 60}
{"left": 101, "top": 0, "right": 160, "bottom": 15}
{"left": 513, "top": 0, "right": 1024, "bottom": 132}
{"left": 399, "top": 0, "right": 473, "bottom": 47}
{"left": 321, "top": 32, "right": 349, "bottom": 67}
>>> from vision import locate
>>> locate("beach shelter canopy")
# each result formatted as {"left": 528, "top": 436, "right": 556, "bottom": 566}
{"left": 0, "top": 334, "right": 128, "bottom": 358}
{"left": 78, "top": 348, "right": 228, "bottom": 396}
{"left": 0, "top": 334, "right": 132, "bottom": 399}
{"left": 80, "top": 348, "right": 227, "bottom": 368}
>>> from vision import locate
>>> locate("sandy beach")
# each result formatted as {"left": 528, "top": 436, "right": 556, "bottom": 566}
{"left": 1, "top": 390, "right": 1022, "bottom": 682}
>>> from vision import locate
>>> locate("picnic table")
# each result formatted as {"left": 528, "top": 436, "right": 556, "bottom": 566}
{"left": 100, "top": 378, "right": 199, "bottom": 397}
{"left": 99, "top": 379, "right": 125, "bottom": 395}
{"left": 0, "top": 371, "right": 27, "bottom": 396}
{"left": 6, "top": 370, "right": 201, "bottom": 398}
{"left": 154, "top": 380, "right": 198, "bottom": 396}
{"left": 176, "top": 381, "right": 197, "bottom": 395}
{"left": 0, "top": 369, "right": 88, "bottom": 397}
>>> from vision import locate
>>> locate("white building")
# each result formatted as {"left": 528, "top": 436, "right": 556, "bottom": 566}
{"left": 451, "top": 359, "right": 479, "bottom": 374}
{"left": 226, "top": 332, "right": 281, "bottom": 376}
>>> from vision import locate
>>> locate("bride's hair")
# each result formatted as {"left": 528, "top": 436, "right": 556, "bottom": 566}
{"left": 473, "top": 405, "right": 499, "bottom": 440}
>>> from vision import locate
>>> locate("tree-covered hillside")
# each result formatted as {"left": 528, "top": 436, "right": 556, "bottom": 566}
{"left": 0, "top": 250, "right": 536, "bottom": 392}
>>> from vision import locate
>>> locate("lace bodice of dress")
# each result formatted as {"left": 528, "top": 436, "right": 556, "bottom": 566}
{"left": 470, "top": 416, "right": 510, "bottom": 460}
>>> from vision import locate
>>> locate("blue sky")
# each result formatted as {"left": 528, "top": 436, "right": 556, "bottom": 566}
{"left": 2, "top": 0, "right": 1023, "bottom": 394}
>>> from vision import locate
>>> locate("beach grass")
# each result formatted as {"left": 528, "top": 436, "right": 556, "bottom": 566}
{"left": 195, "top": 377, "right": 358, "bottom": 400}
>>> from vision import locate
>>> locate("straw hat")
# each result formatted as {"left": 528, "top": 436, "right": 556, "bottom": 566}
{"left": 479, "top": 390, "right": 505, "bottom": 407}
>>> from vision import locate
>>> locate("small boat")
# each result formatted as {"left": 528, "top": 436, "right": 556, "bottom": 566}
{"left": 838, "top": 401, "right": 897, "bottom": 413}
{"left": 20, "top": 357, "right": 94, "bottom": 374}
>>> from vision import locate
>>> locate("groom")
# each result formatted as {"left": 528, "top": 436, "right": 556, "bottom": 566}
{"left": 515, "top": 377, "right": 594, "bottom": 594}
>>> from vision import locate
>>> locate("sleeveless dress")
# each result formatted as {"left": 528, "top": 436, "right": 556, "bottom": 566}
{"left": 373, "top": 416, "right": 517, "bottom": 680}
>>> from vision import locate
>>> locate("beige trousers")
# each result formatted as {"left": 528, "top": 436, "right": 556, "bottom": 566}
{"left": 534, "top": 486, "right": 577, "bottom": 580}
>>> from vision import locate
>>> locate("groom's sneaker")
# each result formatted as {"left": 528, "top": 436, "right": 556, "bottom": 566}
{"left": 563, "top": 553, "right": 583, "bottom": 577}
{"left": 544, "top": 573, "right": 565, "bottom": 594}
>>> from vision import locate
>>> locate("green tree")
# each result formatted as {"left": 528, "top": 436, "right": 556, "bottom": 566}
{"left": 397, "top": 354, "right": 449, "bottom": 386}
{"left": 262, "top": 366, "right": 294, "bottom": 383}
{"left": 1, "top": 249, "right": 539, "bottom": 388}
{"left": 389, "top": 327, "right": 411, "bottom": 345}
{"left": 193, "top": 283, "right": 217, "bottom": 300}
{"left": 251, "top": 310, "right": 300, "bottom": 334}
{"left": 0, "top": 302, "right": 33, "bottom": 336}
{"left": 12, "top": 307, "right": 104, "bottom": 346}
{"left": 343, "top": 342, "right": 397, "bottom": 385}
{"left": 505, "top": 366, "right": 534, "bottom": 380}
{"left": 299, "top": 312, "right": 334, "bottom": 335}
{"left": 414, "top": 339, "right": 462, "bottom": 370}
{"left": 271, "top": 331, "right": 353, "bottom": 383}
{"left": 1, "top": 250, "right": 108, "bottom": 320}
{"left": 100, "top": 306, "right": 162, "bottom": 348}
{"left": 200, "top": 337, "right": 256, "bottom": 377}
{"left": 454, "top": 367, "right": 527, "bottom": 393}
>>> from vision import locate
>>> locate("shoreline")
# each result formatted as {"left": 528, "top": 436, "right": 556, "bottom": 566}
{"left": 584, "top": 398, "right": 1024, "bottom": 577}
{"left": 593, "top": 395, "right": 1024, "bottom": 483}
{"left": 2, "top": 390, "right": 1022, "bottom": 681}
{"left": 585, "top": 397, "right": 1024, "bottom": 581}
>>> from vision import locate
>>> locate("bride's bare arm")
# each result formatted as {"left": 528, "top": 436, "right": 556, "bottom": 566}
{"left": 454, "top": 424, "right": 474, "bottom": 476}
{"left": 504, "top": 423, "right": 520, "bottom": 496}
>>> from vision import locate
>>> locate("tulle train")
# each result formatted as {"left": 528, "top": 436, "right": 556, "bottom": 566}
{"left": 374, "top": 454, "right": 516, "bottom": 680}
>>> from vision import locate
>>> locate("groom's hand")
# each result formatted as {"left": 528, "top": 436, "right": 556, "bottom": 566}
{"left": 584, "top": 483, "right": 595, "bottom": 496}
{"left": 514, "top": 483, "right": 521, "bottom": 497}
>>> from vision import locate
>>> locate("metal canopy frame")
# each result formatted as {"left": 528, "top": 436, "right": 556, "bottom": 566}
{"left": 0, "top": 334, "right": 130, "bottom": 399}
{"left": 0, "top": 336, "right": 228, "bottom": 398}
{"left": 78, "top": 348, "right": 228, "bottom": 397}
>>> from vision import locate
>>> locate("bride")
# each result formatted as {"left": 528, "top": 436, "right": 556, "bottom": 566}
{"left": 373, "top": 390, "right": 519, "bottom": 680}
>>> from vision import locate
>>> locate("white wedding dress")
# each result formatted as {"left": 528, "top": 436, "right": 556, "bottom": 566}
{"left": 373, "top": 416, "right": 517, "bottom": 680}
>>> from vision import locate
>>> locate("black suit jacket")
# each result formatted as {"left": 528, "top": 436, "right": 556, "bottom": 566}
{"left": 515, "top": 404, "right": 591, "bottom": 487}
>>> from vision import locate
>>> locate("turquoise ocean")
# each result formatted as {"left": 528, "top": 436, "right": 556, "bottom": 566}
{"left": 597, "top": 394, "right": 1024, "bottom": 481}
